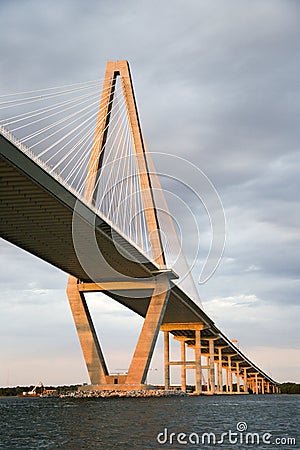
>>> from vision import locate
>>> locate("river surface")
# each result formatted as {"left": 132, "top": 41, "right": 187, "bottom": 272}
{"left": 0, "top": 394, "right": 298, "bottom": 449}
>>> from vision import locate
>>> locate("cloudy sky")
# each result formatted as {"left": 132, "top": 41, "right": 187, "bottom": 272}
{"left": 0, "top": 0, "right": 299, "bottom": 386}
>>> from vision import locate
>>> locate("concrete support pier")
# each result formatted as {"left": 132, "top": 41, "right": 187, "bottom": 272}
{"left": 236, "top": 362, "right": 240, "bottom": 393}
{"left": 162, "top": 324, "right": 204, "bottom": 394}
{"left": 67, "top": 276, "right": 108, "bottom": 386}
{"left": 126, "top": 281, "right": 170, "bottom": 385}
{"left": 68, "top": 277, "right": 171, "bottom": 391}
{"left": 228, "top": 355, "right": 233, "bottom": 394}
{"left": 195, "top": 329, "right": 202, "bottom": 394}
{"left": 255, "top": 373, "right": 259, "bottom": 394}
{"left": 243, "top": 367, "right": 249, "bottom": 393}
{"left": 208, "top": 339, "right": 215, "bottom": 394}
{"left": 180, "top": 340, "right": 187, "bottom": 393}
{"left": 217, "top": 348, "right": 223, "bottom": 394}
{"left": 164, "top": 331, "right": 170, "bottom": 390}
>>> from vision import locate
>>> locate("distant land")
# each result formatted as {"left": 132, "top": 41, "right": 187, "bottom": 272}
{"left": 0, "top": 383, "right": 299, "bottom": 396}
{"left": 0, "top": 385, "right": 79, "bottom": 397}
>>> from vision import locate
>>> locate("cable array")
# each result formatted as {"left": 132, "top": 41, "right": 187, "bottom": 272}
{"left": 0, "top": 77, "right": 152, "bottom": 258}
{"left": 146, "top": 151, "right": 201, "bottom": 304}
{"left": 0, "top": 76, "right": 202, "bottom": 305}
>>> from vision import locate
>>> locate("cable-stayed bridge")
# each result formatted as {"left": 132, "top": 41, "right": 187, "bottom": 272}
{"left": 0, "top": 61, "right": 278, "bottom": 394}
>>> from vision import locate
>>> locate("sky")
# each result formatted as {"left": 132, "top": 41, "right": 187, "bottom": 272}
{"left": 0, "top": 0, "right": 299, "bottom": 386}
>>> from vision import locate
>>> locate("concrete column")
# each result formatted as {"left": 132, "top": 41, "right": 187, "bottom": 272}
{"left": 225, "top": 367, "right": 229, "bottom": 393}
{"left": 266, "top": 382, "right": 270, "bottom": 394}
{"left": 206, "top": 356, "right": 210, "bottom": 392}
{"left": 67, "top": 276, "right": 108, "bottom": 385}
{"left": 217, "top": 348, "right": 223, "bottom": 394}
{"left": 208, "top": 339, "right": 215, "bottom": 394}
{"left": 236, "top": 362, "right": 240, "bottom": 393}
{"left": 181, "top": 340, "right": 186, "bottom": 392}
{"left": 243, "top": 368, "right": 248, "bottom": 393}
{"left": 261, "top": 379, "right": 265, "bottom": 394}
{"left": 164, "top": 331, "right": 170, "bottom": 390}
{"left": 127, "top": 280, "right": 170, "bottom": 385}
{"left": 249, "top": 377, "right": 253, "bottom": 393}
{"left": 247, "top": 377, "right": 251, "bottom": 392}
{"left": 228, "top": 356, "right": 233, "bottom": 394}
{"left": 255, "top": 373, "right": 258, "bottom": 394}
{"left": 195, "top": 329, "right": 202, "bottom": 394}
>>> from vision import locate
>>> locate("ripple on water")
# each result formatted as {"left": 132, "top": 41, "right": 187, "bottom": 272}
{"left": 0, "top": 395, "right": 299, "bottom": 449}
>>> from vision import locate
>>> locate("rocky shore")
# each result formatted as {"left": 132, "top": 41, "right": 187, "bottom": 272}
{"left": 42, "top": 389, "right": 188, "bottom": 399}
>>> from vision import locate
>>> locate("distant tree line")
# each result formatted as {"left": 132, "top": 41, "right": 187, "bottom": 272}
{"left": 0, "top": 385, "right": 79, "bottom": 397}
{"left": 280, "top": 382, "right": 300, "bottom": 394}
{"left": 1, "top": 383, "right": 299, "bottom": 396}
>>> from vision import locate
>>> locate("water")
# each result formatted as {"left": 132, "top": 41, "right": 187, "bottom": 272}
{"left": 0, "top": 394, "right": 298, "bottom": 449}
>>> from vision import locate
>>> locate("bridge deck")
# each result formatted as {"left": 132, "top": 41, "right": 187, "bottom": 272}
{"left": 0, "top": 132, "right": 276, "bottom": 384}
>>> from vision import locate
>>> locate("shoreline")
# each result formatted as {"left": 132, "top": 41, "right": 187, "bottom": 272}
{"left": 42, "top": 389, "right": 188, "bottom": 399}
